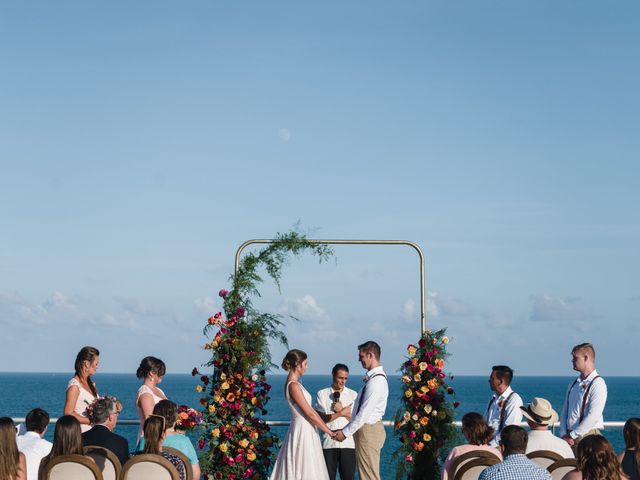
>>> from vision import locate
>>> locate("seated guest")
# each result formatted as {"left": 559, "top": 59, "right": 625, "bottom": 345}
{"left": 479, "top": 425, "right": 552, "bottom": 480}
{"left": 442, "top": 412, "right": 502, "bottom": 480}
{"left": 137, "top": 400, "right": 200, "bottom": 480}
{"left": 16, "top": 408, "right": 52, "bottom": 480}
{"left": 39, "top": 415, "right": 86, "bottom": 476}
{"left": 522, "top": 397, "right": 574, "bottom": 458}
{"left": 0, "top": 417, "right": 27, "bottom": 480}
{"left": 82, "top": 397, "right": 129, "bottom": 467}
{"left": 139, "top": 415, "right": 186, "bottom": 480}
{"left": 563, "top": 434, "right": 623, "bottom": 480}
{"left": 618, "top": 418, "right": 640, "bottom": 480}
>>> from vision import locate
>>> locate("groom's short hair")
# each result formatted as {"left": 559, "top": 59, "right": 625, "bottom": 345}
{"left": 358, "top": 341, "right": 381, "bottom": 360}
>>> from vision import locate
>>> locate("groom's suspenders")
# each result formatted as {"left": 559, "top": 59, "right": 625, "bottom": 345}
{"left": 356, "top": 373, "right": 387, "bottom": 413}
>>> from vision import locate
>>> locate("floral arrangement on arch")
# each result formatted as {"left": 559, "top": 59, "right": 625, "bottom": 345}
{"left": 192, "top": 231, "right": 333, "bottom": 480}
{"left": 175, "top": 405, "right": 203, "bottom": 432}
{"left": 394, "top": 328, "right": 458, "bottom": 480}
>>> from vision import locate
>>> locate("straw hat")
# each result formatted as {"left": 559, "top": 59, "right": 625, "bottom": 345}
{"left": 520, "top": 397, "right": 558, "bottom": 426}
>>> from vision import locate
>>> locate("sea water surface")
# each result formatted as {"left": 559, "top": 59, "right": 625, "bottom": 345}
{"left": 1, "top": 373, "right": 637, "bottom": 478}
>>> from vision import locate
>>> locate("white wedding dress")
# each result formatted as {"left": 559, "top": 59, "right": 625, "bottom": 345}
{"left": 269, "top": 381, "right": 330, "bottom": 480}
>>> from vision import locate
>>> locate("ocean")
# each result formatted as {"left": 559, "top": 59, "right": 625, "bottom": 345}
{"left": 1, "top": 373, "right": 636, "bottom": 478}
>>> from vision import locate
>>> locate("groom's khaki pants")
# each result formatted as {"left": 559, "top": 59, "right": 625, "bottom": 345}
{"left": 354, "top": 422, "right": 386, "bottom": 480}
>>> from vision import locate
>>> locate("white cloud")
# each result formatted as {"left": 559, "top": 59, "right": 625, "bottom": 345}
{"left": 0, "top": 291, "right": 48, "bottom": 325}
{"left": 529, "top": 294, "right": 589, "bottom": 323}
{"left": 426, "top": 292, "right": 470, "bottom": 320}
{"left": 194, "top": 296, "right": 217, "bottom": 315}
{"left": 280, "top": 295, "right": 328, "bottom": 321}
{"left": 279, "top": 128, "right": 292, "bottom": 142}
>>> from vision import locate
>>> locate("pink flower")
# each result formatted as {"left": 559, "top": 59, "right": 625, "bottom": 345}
{"left": 409, "top": 431, "right": 416, "bottom": 438}
{"left": 405, "top": 454, "right": 414, "bottom": 463}
{"left": 235, "top": 307, "right": 245, "bottom": 317}
{"left": 219, "top": 289, "right": 229, "bottom": 298}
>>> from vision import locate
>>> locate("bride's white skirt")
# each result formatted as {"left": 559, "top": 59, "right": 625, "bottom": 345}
{"left": 269, "top": 419, "right": 330, "bottom": 480}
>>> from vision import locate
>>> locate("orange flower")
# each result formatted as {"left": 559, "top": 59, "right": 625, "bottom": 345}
{"left": 226, "top": 392, "right": 236, "bottom": 402}
{"left": 419, "top": 416, "right": 429, "bottom": 426}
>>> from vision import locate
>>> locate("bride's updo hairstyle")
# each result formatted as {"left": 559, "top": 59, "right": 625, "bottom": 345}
{"left": 281, "top": 349, "right": 307, "bottom": 372}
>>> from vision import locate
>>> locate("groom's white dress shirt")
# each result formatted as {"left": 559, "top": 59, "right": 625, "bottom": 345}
{"left": 342, "top": 366, "right": 388, "bottom": 438}
{"left": 484, "top": 386, "right": 523, "bottom": 446}
{"left": 559, "top": 370, "right": 607, "bottom": 438}
{"left": 17, "top": 431, "right": 52, "bottom": 480}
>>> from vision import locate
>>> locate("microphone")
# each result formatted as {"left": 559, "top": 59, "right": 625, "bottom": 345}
{"left": 332, "top": 391, "right": 340, "bottom": 402}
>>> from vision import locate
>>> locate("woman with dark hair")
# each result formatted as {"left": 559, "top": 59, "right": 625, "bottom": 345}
{"left": 563, "top": 434, "right": 623, "bottom": 480}
{"left": 136, "top": 400, "right": 200, "bottom": 480}
{"left": 270, "top": 349, "right": 335, "bottom": 480}
{"left": 39, "top": 415, "right": 85, "bottom": 476}
{"left": 64, "top": 346, "right": 100, "bottom": 432}
{"left": 441, "top": 412, "right": 502, "bottom": 480}
{"left": 139, "top": 415, "right": 186, "bottom": 480}
{"left": 618, "top": 418, "right": 640, "bottom": 480}
{"left": 0, "top": 417, "right": 26, "bottom": 480}
{"left": 135, "top": 356, "right": 167, "bottom": 441}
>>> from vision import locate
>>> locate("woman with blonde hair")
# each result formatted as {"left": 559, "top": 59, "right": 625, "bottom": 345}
{"left": 0, "top": 418, "right": 26, "bottom": 480}
{"left": 64, "top": 346, "right": 100, "bottom": 432}
{"left": 563, "top": 434, "right": 623, "bottom": 480}
{"left": 270, "top": 349, "right": 335, "bottom": 480}
{"left": 618, "top": 417, "right": 640, "bottom": 480}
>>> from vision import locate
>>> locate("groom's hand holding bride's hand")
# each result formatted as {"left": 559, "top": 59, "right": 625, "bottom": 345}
{"left": 332, "top": 429, "right": 346, "bottom": 442}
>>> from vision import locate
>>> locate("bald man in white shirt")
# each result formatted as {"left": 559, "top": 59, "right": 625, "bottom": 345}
{"left": 560, "top": 342, "right": 607, "bottom": 451}
{"left": 334, "top": 341, "right": 388, "bottom": 480}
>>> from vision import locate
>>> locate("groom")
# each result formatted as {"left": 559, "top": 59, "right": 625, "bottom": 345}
{"left": 334, "top": 341, "right": 388, "bottom": 480}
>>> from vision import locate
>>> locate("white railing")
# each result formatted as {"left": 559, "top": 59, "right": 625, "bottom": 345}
{"left": 10, "top": 418, "right": 627, "bottom": 428}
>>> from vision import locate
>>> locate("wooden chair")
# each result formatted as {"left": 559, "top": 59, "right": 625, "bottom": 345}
{"left": 121, "top": 454, "right": 180, "bottom": 480}
{"left": 548, "top": 458, "right": 578, "bottom": 480}
{"left": 527, "top": 450, "right": 564, "bottom": 469}
{"left": 39, "top": 454, "right": 103, "bottom": 480}
{"left": 449, "top": 450, "right": 501, "bottom": 480}
{"left": 163, "top": 447, "right": 193, "bottom": 480}
{"left": 83, "top": 445, "right": 122, "bottom": 480}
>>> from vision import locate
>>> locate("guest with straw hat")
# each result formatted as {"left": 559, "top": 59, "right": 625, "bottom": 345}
{"left": 522, "top": 397, "right": 574, "bottom": 458}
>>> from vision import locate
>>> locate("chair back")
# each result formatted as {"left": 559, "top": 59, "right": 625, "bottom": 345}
{"left": 453, "top": 455, "right": 501, "bottom": 480}
{"left": 39, "top": 454, "right": 103, "bottom": 480}
{"left": 527, "top": 450, "right": 564, "bottom": 469}
{"left": 84, "top": 445, "right": 122, "bottom": 480}
{"left": 548, "top": 458, "right": 578, "bottom": 480}
{"left": 449, "top": 450, "right": 501, "bottom": 480}
{"left": 121, "top": 454, "right": 180, "bottom": 480}
{"left": 163, "top": 447, "right": 193, "bottom": 480}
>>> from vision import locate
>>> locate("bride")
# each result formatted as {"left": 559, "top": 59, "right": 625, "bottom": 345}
{"left": 270, "top": 349, "right": 335, "bottom": 480}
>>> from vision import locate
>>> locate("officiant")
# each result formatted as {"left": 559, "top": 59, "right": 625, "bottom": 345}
{"left": 315, "top": 363, "right": 358, "bottom": 480}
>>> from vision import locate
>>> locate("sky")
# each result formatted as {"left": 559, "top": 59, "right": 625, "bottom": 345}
{"left": 1, "top": 1, "right": 638, "bottom": 377}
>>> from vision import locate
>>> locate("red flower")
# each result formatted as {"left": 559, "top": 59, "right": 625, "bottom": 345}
{"left": 219, "top": 289, "right": 229, "bottom": 298}
{"left": 191, "top": 368, "right": 199, "bottom": 376}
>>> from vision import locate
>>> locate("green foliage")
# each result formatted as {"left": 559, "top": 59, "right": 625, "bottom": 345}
{"left": 194, "top": 230, "right": 333, "bottom": 480}
{"left": 394, "top": 329, "right": 459, "bottom": 480}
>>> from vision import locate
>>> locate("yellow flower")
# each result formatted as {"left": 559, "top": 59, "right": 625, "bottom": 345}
{"left": 219, "top": 443, "right": 228, "bottom": 453}
{"left": 419, "top": 362, "right": 428, "bottom": 371}
{"left": 195, "top": 385, "right": 203, "bottom": 392}
{"left": 423, "top": 404, "right": 432, "bottom": 414}
{"left": 403, "top": 411, "right": 411, "bottom": 421}
{"left": 239, "top": 439, "right": 249, "bottom": 448}
{"left": 442, "top": 336, "right": 449, "bottom": 344}
{"left": 212, "top": 428, "right": 220, "bottom": 437}
{"left": 250, "top": 431, "right": 259, "bottom": 439}
{"left": 214, "top": 394, "right": 222, "bottom": 403}
{"left": 431, "top": 410, "right": 438, "bottom": 417}
{"left": 208, "top": 405, "right": 216, "bottom": 413}
{"left": 423, "top": 433, "right": 432, "bottom": 442}
{"left": 221, "top": 382, "right": 230, "bottom": 390}
{"left": 212, "top": 340, "right": 219, "bottom": 348}
{"left": 401, "top": 375, "right": 411, "bottom": 384}
{"left": 413, "top": 374, "right": 421, "bottom": 382}
{"left": 405, "top": 389, "right": 413, "bottom": 398}
{"left": 407, "top": 345, "right": 417, "bottom": 356}
{"left": 427, "top": 379, "right": 439, "bottom": 390}
{"left": 251, "top": 397, "right": 258, "bottom": 405}
{"left": 247, "top": 451, "right": 257, "bottom": 462}
{"left": 220, "top": 373, "right": 227, "bottom": 380}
